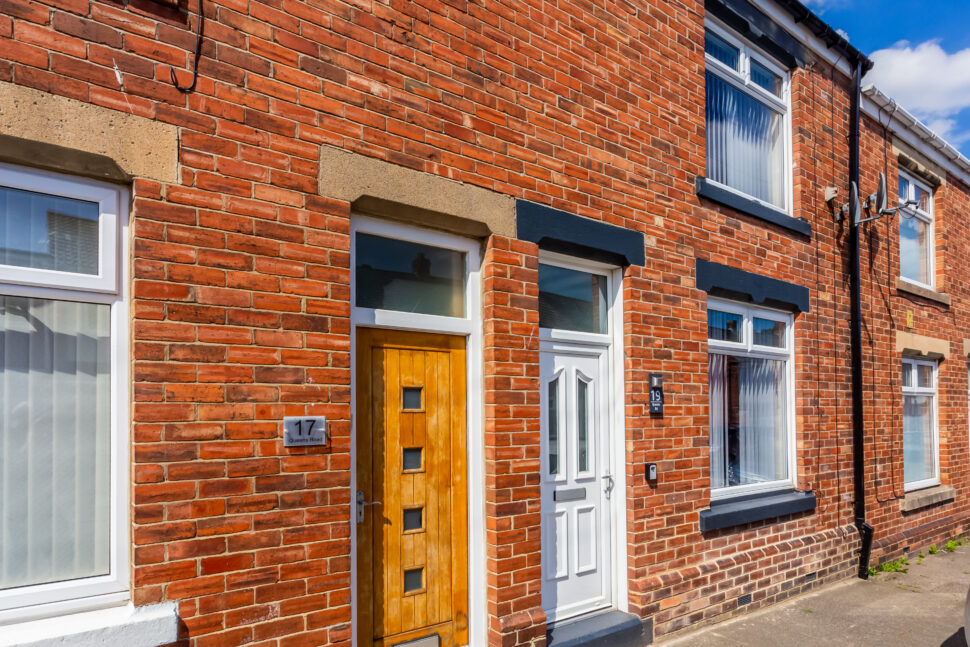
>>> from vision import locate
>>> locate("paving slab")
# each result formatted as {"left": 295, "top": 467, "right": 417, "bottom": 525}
{"left": 660, "top": 545, "right": 970, "bottom": 647}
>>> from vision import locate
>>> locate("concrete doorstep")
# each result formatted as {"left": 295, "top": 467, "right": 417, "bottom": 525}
{"left": 659, "top": 546, "right": 970, "bottom": 647}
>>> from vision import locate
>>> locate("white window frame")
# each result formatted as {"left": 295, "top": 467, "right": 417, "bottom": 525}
{"left": 350, "top": 215, "right": 478, "bottom": 336}
{"left": 0, "top": 163, "right": 130, "bottom": 623}
{"left": 902, "top": 357, "right": 940, "bottom": 492}
{"left": 0, "top": 163, "right": 120, "bottom": 293}
{"left": 707, "top": 297, "right": 796, "bottom": 500}
{"left": 704, "top": 19, "right": 794, "bottom": 215}
{"left": 897, "top": 169, "right": 935, "bottom": 290}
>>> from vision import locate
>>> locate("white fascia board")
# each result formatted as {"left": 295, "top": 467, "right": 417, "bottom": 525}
{"left": 862, "top": 84, "right": 970, "bottom": 186}
{"left": 0, "top": 603, "right": 179, "bottom": 647}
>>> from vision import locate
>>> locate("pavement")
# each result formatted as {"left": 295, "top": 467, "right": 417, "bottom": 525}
{"left": 660, "top": 544, "right": 970, "bottom": 647}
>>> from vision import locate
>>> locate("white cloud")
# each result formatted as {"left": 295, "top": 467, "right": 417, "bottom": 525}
{"left": 865, "top": 40, "right": 970, "bottom": 147}
{"left": 801, "top": 0, "right": 849, "bottom": 12}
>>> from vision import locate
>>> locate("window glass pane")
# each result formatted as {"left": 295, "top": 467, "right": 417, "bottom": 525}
{"left": 402, "top": 387, "right": 422, "bottom": 410}
{"left": 917, "top": 364, "right": 933, "bottom": 388}
{"left": 706, "top": 71, "right": 786, "bottom": 209}
{"left": 752, "top": 317, "right": 785, "bottom": 347}
{"left": 0, "top": 185, "right": 100, "bottom": 275}
{"left": 538, "top": 264, "right": 608, "bottom": 334}
{"left": 355, "top": 233, "right": 465, "bottom": 317}
{"left": 708, "top": 309, "right": 742, "bottom": 343}
{"left": 705, "top": 31, "right": 740, "bottom": 70}
{"left": 402, "top": 448, "right": 422, "bottom": 471}
{"left": 403, "top": 508, "right": 422, "bottom": 532}
{"left": 913, "top": 184, "right": 930, "bottom": 212}
{"left": 403, "top": 567, "right": 423, "bottom": 593}
{"left": 709, "top": 354, "right": 788, "bottom": 489}
{"left": 577, "top": 379, "right": 589, "bottom": 472}
{"left": 0, "top": 296, "right": 111, "bottom": 590}
{"left": 898, "top": 175, "right": 909, "bottom": 201}
{"left": 548, "top": 377, "right": 559, "bottom": 475}
{"left": 750, "top": 59, "right": 782, "bottom": 97}
{"left": 899, "top": 213, "right": 931, "bottom": 284}
{"left": 903, "top": 394, "right": 935, "bottom": 484}
{"left": 902, "top": 362, "right": 913, "bottom": 388}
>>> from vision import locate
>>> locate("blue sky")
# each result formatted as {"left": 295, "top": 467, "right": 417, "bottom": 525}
{"left": 805, "top": 0, "right": 970, "bottom": 156}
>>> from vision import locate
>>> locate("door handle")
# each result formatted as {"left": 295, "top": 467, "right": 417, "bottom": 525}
{"left": 602, "top": 475, "right": 615, "bottom": 499}
{"left": 356, "top": 490, "right": 382, "bottom": 523}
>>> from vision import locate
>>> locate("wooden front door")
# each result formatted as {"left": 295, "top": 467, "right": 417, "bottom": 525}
{"left": 356, "top": 329, "right": 468, "bottom": 647}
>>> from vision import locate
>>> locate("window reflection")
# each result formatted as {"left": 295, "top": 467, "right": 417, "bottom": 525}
{"left": 355, "top": 233, "right": 465, "bottom": 317}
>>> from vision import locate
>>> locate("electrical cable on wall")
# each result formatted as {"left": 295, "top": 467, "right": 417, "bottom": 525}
{"left": 170, "top": 0, "right": 205, "bottom": 93}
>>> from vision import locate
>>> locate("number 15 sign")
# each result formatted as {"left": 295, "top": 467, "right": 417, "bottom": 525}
{"left": 283, "top": 416, "right": 328, "bottom": 447}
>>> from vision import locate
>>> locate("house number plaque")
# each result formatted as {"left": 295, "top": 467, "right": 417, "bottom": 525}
{"left": 283, "top": 416, "right": 328, "bottom": 447}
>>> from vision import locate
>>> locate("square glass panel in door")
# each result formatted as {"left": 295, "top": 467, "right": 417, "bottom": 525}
{"left": 0, "top": 185, "right": 100, "bottom": 274}
{"left": 355, "top": 232, "right": 465, "bottom": 317}
{"left": 538, "top": 264, "right": 608, "bottom": 333}
{"left": 402, "top": 448, "right": 422, "bottom": 471}
{"left": 402, "top": 386, "right": 422, "bottom": 410}
{"left": 402, "top": 507, "right": 423, "bottom": 532}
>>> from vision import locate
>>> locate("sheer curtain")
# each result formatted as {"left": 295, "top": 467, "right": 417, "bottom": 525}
{"left": 710, "top": 354, "right": 787, "bottom": 489}
{"left": 709, "top": 354, "right": 727, "bottom": 488}
{"left": 0, "top": 296, "right": 111, "bottom": 590}
{"left": 706, "top": 72, "right": 785, "bottom": 209}
{"left": 738, "top": 358, "right": 787, "bottom": 485}
{"left": 903, "top": 395, "right": 933, "bottom": 484}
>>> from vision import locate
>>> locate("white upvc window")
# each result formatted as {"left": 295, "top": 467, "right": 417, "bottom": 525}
{"left": 704, "top": 21, "right": 792, "bottom": 213}
{"left": 707, "top": 298, "right": 796, "bottom": 500}
{"left": 902, "top": 358, "right": 939, "bottom": 491}
{"left": 898, "top": 170, "right": 935, "bottom": 289}
{"left": 0, "top": 162, "right": 129, "bottom": 622}
{"left": 350, "top": 215, "right": 481, "bottom": 336}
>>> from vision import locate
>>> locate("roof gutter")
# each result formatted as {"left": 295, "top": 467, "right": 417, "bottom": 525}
{"left": 771, "top": 0, "right": 873, "bottom": 72}
{"left": 863, "top": 85, "right": 970, "bottom": 185}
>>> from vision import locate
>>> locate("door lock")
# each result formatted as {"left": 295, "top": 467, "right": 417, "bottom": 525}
{"left": 356, "top": 490, "right": 382, "bottom": 523}
{"left": 602, "top": 475, "right": 615, "bottom": 499}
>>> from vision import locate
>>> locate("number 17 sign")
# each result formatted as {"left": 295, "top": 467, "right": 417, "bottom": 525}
{"left": 283, "top": 416, "right": 328, "bottom": 447}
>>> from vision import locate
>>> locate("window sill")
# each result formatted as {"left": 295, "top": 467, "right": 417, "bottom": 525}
{"left": 896, "top": 278, "right": 951, "bottom": 306}
{"left": 696, "top": 177, "right": 811, "bottom": 237}
{"left": 699, "top": 489, "right": 816, "bottom": 532}
{"left": 0, "top": 602, "right": 178, "bottom": 647}
{"left": 901, "top": 484, "right": 955, "bottom": 512}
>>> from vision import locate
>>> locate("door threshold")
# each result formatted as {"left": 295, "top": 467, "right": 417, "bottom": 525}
{"left": 546, "top": 609, "right": 650, "bottom": 647}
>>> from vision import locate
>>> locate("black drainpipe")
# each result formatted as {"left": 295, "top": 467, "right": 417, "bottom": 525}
{"left": 848, "top": 57, "right": 874, "bottom": 579}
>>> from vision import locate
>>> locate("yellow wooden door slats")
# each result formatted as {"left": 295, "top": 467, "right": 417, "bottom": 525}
{"left": 356, "top": 329, "right": 467, "bottom": 647}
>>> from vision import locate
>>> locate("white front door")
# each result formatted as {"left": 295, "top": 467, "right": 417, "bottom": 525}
{"left": 540, "top": 345, "right": 613, "bottom": 622}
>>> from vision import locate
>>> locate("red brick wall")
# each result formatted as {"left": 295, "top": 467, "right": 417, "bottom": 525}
{"left": 3, "top": 0, "right": 970, "bottom": 644}
{"left": 482, "top": 237, "right": 544, "bottom": 647}
{"left": 856, "top": 114, "right": 970, "bottom": 563}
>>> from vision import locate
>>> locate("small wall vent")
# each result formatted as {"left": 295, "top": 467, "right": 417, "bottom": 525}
{"left": 738, "top": 593, "right": 752, "bottom": 606}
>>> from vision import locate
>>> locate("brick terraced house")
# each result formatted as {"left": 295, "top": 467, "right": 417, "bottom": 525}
{"left": 1, "top": 0, "right": 969, "bottom": 645}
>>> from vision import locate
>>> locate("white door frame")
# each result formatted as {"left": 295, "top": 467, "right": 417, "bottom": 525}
{"left": 349, "top": 215, "right": 485, "bottom": 647}
{"left": 537, "top": 250, "right": 628, "bottom": 621}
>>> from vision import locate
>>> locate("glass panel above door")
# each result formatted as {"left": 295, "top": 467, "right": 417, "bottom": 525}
{"left": 355, "top": 232, "right": 465, "bottom": 317}
{"left": 538, "top": 264, "right": 608, "bottom": 334}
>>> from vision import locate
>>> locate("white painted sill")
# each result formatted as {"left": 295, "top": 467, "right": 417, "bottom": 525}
{"left": 0, "top": 602, "right": 179, "bottom": 647}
